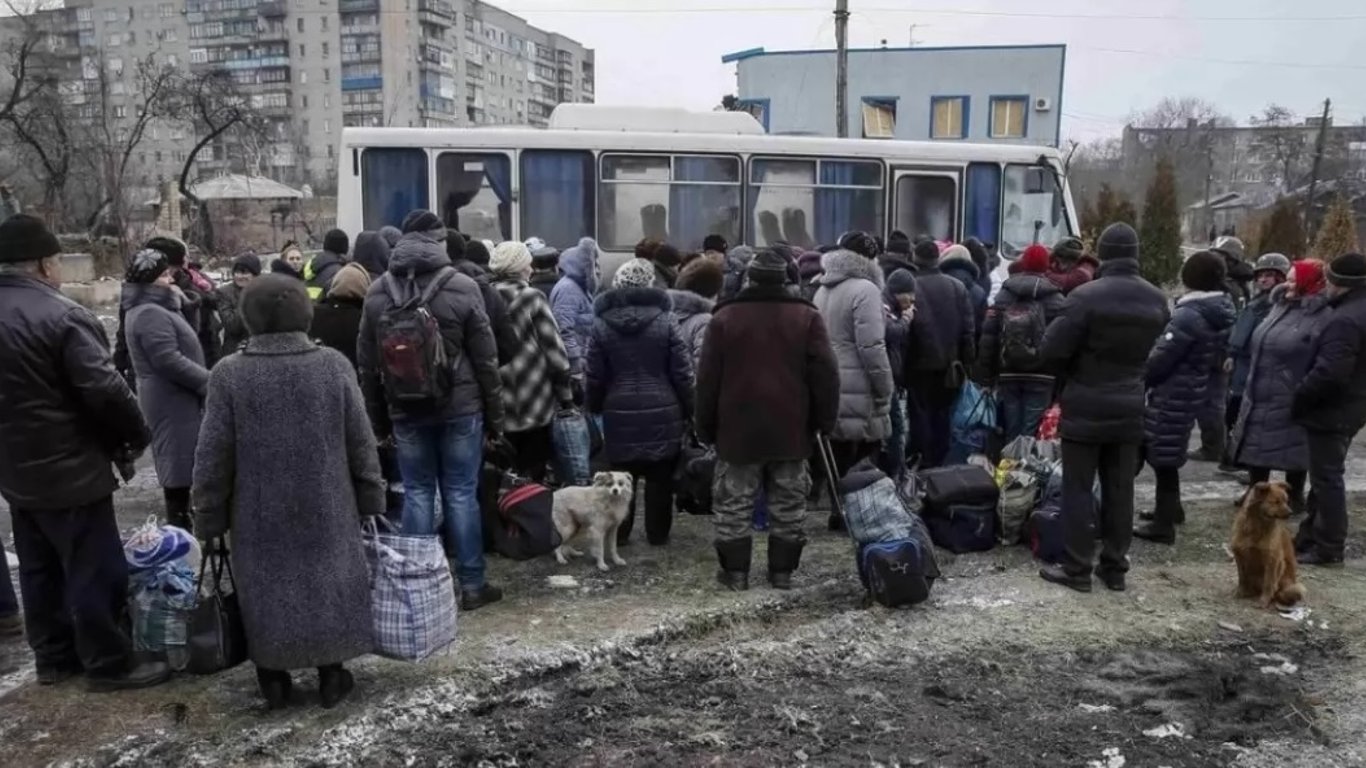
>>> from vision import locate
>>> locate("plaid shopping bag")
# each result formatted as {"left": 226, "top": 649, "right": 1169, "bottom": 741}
{"left": 363, "top": 519, "right": 458, "bottom": 662}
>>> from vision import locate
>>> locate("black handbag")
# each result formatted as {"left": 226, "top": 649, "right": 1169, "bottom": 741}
{"left": 186, "top": 540, "right": 248, "bottom": 675}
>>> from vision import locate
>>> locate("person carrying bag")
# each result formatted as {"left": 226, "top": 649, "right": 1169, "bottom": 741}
{"left": 186, "top": 538, "right": 247, "bottom": 675}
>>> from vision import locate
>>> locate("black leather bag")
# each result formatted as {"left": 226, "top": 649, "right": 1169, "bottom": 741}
{"left": 186, "top": 541, "right": 248, "bottom": 675}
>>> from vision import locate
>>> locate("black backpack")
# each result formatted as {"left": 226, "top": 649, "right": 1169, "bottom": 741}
{"left": 377, "top": 268, "right": 457, "bottom": 407}
{"left": 999, "top": 298, "right": 1047, "bottom": 370}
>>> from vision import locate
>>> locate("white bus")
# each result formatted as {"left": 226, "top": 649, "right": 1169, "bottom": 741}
{"left": 336, "top": 105, "right": 1078, "bottom": 273}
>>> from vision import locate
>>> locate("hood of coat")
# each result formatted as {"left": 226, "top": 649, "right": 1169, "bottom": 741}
{"left": 559, "top": 236, "right": 601, "bottom": 293}
{"left": 352, "top": 231, "right": 391, "bottom": 276}
{"left": 939, "top": 247, "right": 980, "bottom": 281}
{"left": 120, "top": 281, "right": 180, "bottom": 312}
{"left": 1176, "top": 290, "right": 1238, "bottom": 330}
{"left": 311, "top": 249, "right": 345, "bottom": 274}
{"left": 667, "top": 288, "right": 714, "bottom": 320}
{"left": 1000, "top": 273, "right": 1062, "bottom": 302}
{"left": 594, "top": 286, "right": 672, "bottom": 336}
{"left": 819, "top": 249, "right": 885, "bottom": 289}
{"left": 388, "top": 232, "right": 451, "bottom": 276}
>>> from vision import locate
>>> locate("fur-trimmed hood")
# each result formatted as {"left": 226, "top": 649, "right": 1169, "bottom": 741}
{"left": 594, "top": 285, "right": 673, "bottom": 336}
{"left": 667, "top": 288, "right": 714, "bottom": 320}
{"left": 819, "top": 249, "right": 885, "bottom": 289}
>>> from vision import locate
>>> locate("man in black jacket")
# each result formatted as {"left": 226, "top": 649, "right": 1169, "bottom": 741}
{"left": 1038, "top": 223, "right": 1170, "bottom": 592}
{"left": 905, "top": 238, "right": 976, "bottom": 468}
{"left": 1292, "top": 252, "right": 1366, "bottom": 566}
{"left": 448, "top": 233, "right": 518, "bottom": 365}
{"left": 0, "top": 215, "right": 170, "bottom": 691}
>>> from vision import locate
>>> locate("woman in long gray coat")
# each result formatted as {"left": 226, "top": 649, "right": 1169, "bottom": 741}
{"left": 193, "top": 274, "right": 384, "bottom": 711}
{"left": 1231, "top": 261, "right": 1332, "bottom": 514}
{"left": 813, "top": 247, "right": 893, "bottom": 479}
{"left": 122, "top": 248, "right": 209, "bottom": 532}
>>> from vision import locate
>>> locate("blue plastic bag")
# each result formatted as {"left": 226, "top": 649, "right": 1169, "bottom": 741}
{"left": 551, "top": 407, "right": 592, "bottom": 486}
{"left": 947, "top": 381, "right": 998, "bottom": 465}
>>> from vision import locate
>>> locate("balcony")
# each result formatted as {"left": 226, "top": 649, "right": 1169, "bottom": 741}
{"left": 257, "top": 1, "right": 287, "bottom": 18}
{"left": 417, "top": 0, "right": 454, "bottom": 24}
{"left": 342, "top": 50, "right": 381, "bottom": 64}
{"left": 222, "top": 55, "right": 289, "bottom": 71}
{"left": 342, "top": 75, "right": 383, "bottom": 91}
{"left": 339, "top": 0, "right": 379, "bottom": 13}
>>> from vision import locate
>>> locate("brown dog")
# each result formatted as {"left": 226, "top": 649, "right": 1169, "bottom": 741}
{"left": 1232, "top": 482, "right": 1307, "bottom": 609}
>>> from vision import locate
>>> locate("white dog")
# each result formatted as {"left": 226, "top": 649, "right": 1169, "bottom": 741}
{"left": 553, "top": 471, "right": 634, "bottom": 571}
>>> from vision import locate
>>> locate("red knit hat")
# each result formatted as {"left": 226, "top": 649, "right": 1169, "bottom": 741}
{"left": 1017, "top": 244, "right": 1051, "bottom": 274}
{"left": 1292, "top": 259, "right": 1326, "bottom": 296}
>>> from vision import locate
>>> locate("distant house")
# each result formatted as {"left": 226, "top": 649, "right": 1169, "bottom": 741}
{"left": 723, "top": 44, "right": 1066, "bottom": 146}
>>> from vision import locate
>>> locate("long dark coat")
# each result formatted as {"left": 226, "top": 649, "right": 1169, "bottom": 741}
{"left": 1232, "top": 286, "right": 1332, "bottom": 471}
{"left": 1143, "top": 291, "right": 1237, "bottom": 468}
{"left": 192, "top": 332, "right": 384, "bottom": 671}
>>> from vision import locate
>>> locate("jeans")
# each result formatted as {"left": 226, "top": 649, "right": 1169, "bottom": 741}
{"left": 1298, "top": 430, "right": 1353, "bottom": 557}
{"left": 880, "top": 391, "right": 908, "bottom": 479}
{"left": 997, "top": 378, "right": 1054, "bottom": 443}
{"left": 1060, "top": 440, "right": 1141, "bottom": 578}
{"left": 395, "top": 414, "right": 487, "bottom": 591}
{"left": 0, "top": 546, "right": 17, "bottom": 617}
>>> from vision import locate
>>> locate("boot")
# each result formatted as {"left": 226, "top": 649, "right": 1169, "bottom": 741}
{"left": 1039, "top": 564, "right": 1092, "bottom": 593}
{"left": 86, "top": 660, "right": 171, "bottom": 693}
{"left": 256, "top": 667, "right": 293, "bottom": 711}
{"left": 460, "top": 583, "right": 504, "bottom": 612}
{"left": 714, "top": 537, "right": 752, "bottom": 592}
{"left": 1296, "top": 548, "right": 1344, "bottom": 568}
{"left": 767, "top": 536, "right": 806, "bottom": 591}
{"left": 318, "top": 664, "right": 355, "bottom": 709}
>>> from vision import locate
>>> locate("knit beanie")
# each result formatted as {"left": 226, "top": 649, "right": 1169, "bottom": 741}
{"left": 326, "top": 262, "right": 372, "bottom": 302}
{"left": 1180, "top": 250, "right": 1227, "bottom": 292}
{"left": 0, "top": 214, "right": 60, "bottom": 263}
{"left": 1326, "top": 252, "right": 1366, "bottom": 289}
{"left": 886, "top": 230, "right": 912, "bottom": 256}
{"left": 400, "top": 210, "right": 443, "bottom": 238}
{"left": 886, "top": 268, "right": 916, "bottom": 297}
{"left": 490, "top": 240, "right": 532, "bottom": 277}
{"left": 379, "top": 225, "right": 402, "bottom": 248}
{"left": 144, "top": 235, "right": 188, "bottom": 267}
{"left": 838, "top": 231, "right": 880, "bottom": 260}
{"left": 1051, "top": 237, "right": 1085, "bottom": 265}
{"left": 797, "top": 249, "right": 824, "bottom": 281}
{"left": 1292, "top": 259, "right": 1326, "bottom": 296}
{"left": 231, "top": 253, "right": 262, "bottom": 276}
{"left": 241, "top": 273, "right": 314, "bottom": 335}
{"left": 465, "top": 239, "right": 491, "bottom": 267}
{"left": 125, "top": 248, "right": 169, "bottom": 284}
{"left": 677, "top": 258, "right": 724, "bottom": 299}
{"left": 703, "top": 234, "right": 729, "bottom": 253}
{"left": 322, "top": 228, "right": 349, "bottom": 255}
{"left": 912, "top": 239, "right": 941, "bottom": 269}
{"left": 634, "top": 238, "right": 663, "bottom": 261}
{"left": 445, "top": 231, "right": 467, "bottom": 262}
{"left": 747, "top": 249, "right": 791, "bottom": 286}
{"left": 613, "top": 258, "right": 657, "bottom": 289}
{"left": 1096, "top": 223, "right": 1140, "bottom": 262}
{"left": 1017, "top": 244, "right": 1051, "bottom": 274}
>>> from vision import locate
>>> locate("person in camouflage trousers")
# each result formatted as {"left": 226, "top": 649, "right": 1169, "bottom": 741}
{"left": 695, "top": 250, "right": 840, "bottom": 592}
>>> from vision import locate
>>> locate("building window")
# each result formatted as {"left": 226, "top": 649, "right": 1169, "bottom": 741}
{"left": 114, "top": 105, "right": 127, "bottom": 118}
{"left": 322, "top": 15, "right": 328, "bottom": 30}
{"left": 931, "top": 96, "right": 968, "bottom": 140}
{"left": 990, "top": 96, "right": 1028, "bottom": 139}
{"left": 164, "top": 29, "right": 176, "bottom": 42}
{"left": 298, "top": 17, "right": 305, "bottom": 33}
{"left": 322, "top": 42, "right": 329, "bottom": 58}
{"left": 735, "top": 99, "right": 768, "bottom": 132}
{"left": 166, "top": 54, "right": 177, "bottom": 67}
{"left": 107, "top": 34, "right": 121, "bottom": 48}
{"left": 861, "top": 97, "right": 896, "bottom": 139}
{"left": 302, "top": 94, "right": 308, "bottom": 108}
{"left": 323, "top": 94, "right": 329, "bottom": 108}
{"left": 300, "top": 70, "right": 307, "bottom": 84}
{"left": 189, "top": 48, "right": 207, "bottom": 64}
{"left": 104, "top": 9, "right": 119, "bottom": 23}
{"left": 298, "top": 43, "right": 305, "bottom": 57}
{"left": 159, "top": 3, "right": 174, "bottom": 18}
{"left": 324, "top": 67, "right": 330, "bottom": 82}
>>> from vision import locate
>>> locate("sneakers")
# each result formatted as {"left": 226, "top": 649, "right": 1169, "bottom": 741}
{"left": 318, "top": 665, "right": 355, "bottom": 709}
{"left": 0, "top": 613, "right": 22, "bottom": 638}
{"left": 86, "top": 661, "right": 172, "bottom": 693}
{"left": 1039, "top": 564, "right": 1092, "bottom": 593}
{"left": 1133, "top": 521, "right": 1177, "bottom": 545}
{"left": 460, "top": 584, "right": 504, "bottom": 612}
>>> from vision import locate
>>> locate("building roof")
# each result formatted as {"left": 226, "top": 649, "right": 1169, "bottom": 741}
{"left": 722, "top": 43, "right": 1065, "bottom": 64}
{"left": 188, "top": 174, "right": 304, "bottom": 201}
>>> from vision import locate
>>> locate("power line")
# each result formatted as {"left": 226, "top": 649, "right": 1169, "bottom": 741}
{"left": 1082, "top": 46, "right": 1366, "bottom": 72}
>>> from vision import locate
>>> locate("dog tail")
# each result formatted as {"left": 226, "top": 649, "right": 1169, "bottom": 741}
{"left": 1276, "top": 582, "right": 1307, "bottom": 606}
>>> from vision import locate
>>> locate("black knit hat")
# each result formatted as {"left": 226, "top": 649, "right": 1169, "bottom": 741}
{"left": 241, "top": 273, "right": 314, "bottom": 336}
{"left": 886, "top": 268, "right": 916, "bottom": 297}
{"left": 1052, "top": 237, "right": 1085, "bottom": 264}
{"left": 125, "top": 248, "right": 169, "bottom": 284}
{"left": 886, "top": 230, "right": 912, "bottom": 256}
{"left": 465, "top": 239, "right": 490, "bottom": 267}
{"left": 323, "top": 228, "right": 349, "bottom": 255}
{"left": 1180, "top": 250, "right": 1228, "bottom": 292}
{"left": 445, "top": 232, "right": 466, "bottom": 262}
{"left": 400, "top": 210, "right": 443, "bottom": 237}
{"left": 913, "top": 239, "right": 941, "bottom": 269}
{"left": 231, "top": 253, "right": 261, "bottom": 276}
{"left": 144, "top": 235, "right": 188, "bottom": 267}
{"left": 1096, "top": 223, "right": 1140, "bottom": 262}
{"left": 703, "top": 234, "right": 728, "bottom": 253}
{"left": 1327, "top": 252, "right": 1366, "bottom": 288}
{"left": 0, "top": 214, "right": 60, "bottom": 264}
{"left": 747, "top": 249, "right": 792, "bottom": 285}
{"left": 838, "top": 231, "right": 880, "bottom": 260}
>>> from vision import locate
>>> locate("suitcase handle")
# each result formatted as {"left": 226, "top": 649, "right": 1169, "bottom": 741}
{"left": 814, "top": 433, "right": 855, "bottom": 543}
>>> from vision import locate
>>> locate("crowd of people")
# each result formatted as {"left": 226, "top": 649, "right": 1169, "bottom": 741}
{"left": 1, "top": 207, "right": 1364, "bottom": 708}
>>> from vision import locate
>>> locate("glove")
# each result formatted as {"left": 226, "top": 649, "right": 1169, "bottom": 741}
{"left": 112, "top": 445, "right": 141, "bottom": 483}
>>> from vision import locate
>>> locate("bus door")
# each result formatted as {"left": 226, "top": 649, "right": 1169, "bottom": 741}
{"left": 889, "top": 166, "right": 960, "bottom": 242}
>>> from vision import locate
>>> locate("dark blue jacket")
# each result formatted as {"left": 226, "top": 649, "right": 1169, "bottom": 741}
{"left": 976, "top": 273, "right": 1065, "bottom": 385}
{"left": 1143, "top": 291, "right": 1238, "bottom": 468}
{"left": 940, "top": 252, "right": 988, "bottom": 340}
{"left": 586, "top": 287, "right": 693, "bottom": 464}
{"left": 1293, "top": 288, "right": 1366, "bottom": 436}
{"left": 881, "top": 286, "right": 911, "bottom": 389}
{"left": 907, "top": 266, "right": 975, "bottom": 374}
{"left": 1227, "top": 290, "right": 1275, "bottom": 398}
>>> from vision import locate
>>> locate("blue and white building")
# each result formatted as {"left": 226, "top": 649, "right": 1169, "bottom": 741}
{"left": 723, "top": 44, "right": 1066, "bottom": 147}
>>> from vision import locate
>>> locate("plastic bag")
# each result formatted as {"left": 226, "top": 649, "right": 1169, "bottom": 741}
{"left": 1037, "top": 403, "right": 1061, "bottom": 442}
{"left": 948, "top": 382, "right": 999, "bottom": 466}
{"left": 551, "top": 407, "right": 592, "bottom": 487}
{"left": 124, "top": 516, "right": 200, "bottom": 574}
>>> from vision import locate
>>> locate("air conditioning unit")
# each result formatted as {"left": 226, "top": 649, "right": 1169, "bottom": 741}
{"left": 1034, "top": 97, "right": 1052, "bottom": 112}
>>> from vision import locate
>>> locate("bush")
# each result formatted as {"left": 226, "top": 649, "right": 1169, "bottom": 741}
{"left": 1139, "top": 158, "right": 1182, "bottom": 286}
{"left": 1312, "top": 195, "right": 1360, "bottom": 260}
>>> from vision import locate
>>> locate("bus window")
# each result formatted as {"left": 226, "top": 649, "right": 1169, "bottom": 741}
{"left": 521, "top": 150, "right": 594, "bottom": 250}
{"left": 892, "top": 174, "right": 955, "bottom": 242}
{"left": 670, "top": 156, "right": 740, "bottom": 252}
{"left": 362, "top": 148, "right": 429, "bottom": 231}
{"left": 1001, "top": 163, "right": 1070, "bottom": 258}
{"left": 749, "top": 158, "right": 882, "bottom": 248}
{"left": 597, "top": 154, "right": 741, "bottom": 251}
{"left": 436, "top": 152, "right": 511, "bottom": 243}
{"left": 964, "top": 162, "right": 1001, "bottom": 246}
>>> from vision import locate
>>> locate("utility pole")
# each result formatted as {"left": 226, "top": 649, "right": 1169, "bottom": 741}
{"left": 835, "top": 0, "right": 849, "bottom": 139}
{"left": 1304, "top": 97, "right": 1331, "bottom": 234}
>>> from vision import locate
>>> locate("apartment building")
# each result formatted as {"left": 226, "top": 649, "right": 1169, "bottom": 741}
{"left": 9, "top": 0, "right": 593, "bottom": 198}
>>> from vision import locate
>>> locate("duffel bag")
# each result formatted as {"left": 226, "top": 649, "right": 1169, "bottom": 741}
{"left": 1029, "top": 504, "right": 1066, "bottom": 564}
{"left": 926, "top": 502, "right": 997, "bottom": 554}
{"left": 919, "top": 465, "right": 999, "bottom": 516}
{"left": 859, "top": 538, "right": 932, "bottom": 607}
{"left": 842, "top": 473, "right": 916, "bottom": 544}
{"left": 674, "top": 437, "right": 716, "bottom": 516}
{"left": 490, "top": 479, "right": 561, "bottom": 560}
{"left": 363, "top": 520, "right": 458, "bottom": 662}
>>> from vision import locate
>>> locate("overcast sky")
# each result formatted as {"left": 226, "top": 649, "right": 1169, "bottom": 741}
{"left": 505, "top": 0, "right": 1366, "bottom": 141}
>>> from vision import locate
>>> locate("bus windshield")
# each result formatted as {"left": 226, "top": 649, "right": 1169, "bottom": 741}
{"left": 1000, "top": 163, "right": 1071, "bottom": 258}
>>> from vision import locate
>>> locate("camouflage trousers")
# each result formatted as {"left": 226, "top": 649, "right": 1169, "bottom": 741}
{"left": 713, "top": 459, "right": 811, "bottom": 542}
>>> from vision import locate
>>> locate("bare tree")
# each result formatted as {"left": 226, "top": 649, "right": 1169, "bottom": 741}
{"left": 0, "top": 1, "right": 50, "bottom": 125}
{"left": 1249, "top": 104, "right": 1309, "bottom": 193}
{"left": 5, "top": 82, "right": 75, "bottom": 224}
{"left": 1128, "top": 97, "right": 1232, "bottom": 130}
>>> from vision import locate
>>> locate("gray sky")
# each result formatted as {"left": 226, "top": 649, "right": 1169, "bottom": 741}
{"left": 506, "top": 0, "right": 1366, "bottom": 141}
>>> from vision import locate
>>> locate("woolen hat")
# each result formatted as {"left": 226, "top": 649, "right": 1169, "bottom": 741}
{"left": 400, "top": 210, "right": 442, "bottom": 237}
{"left": 1017, "top": 244, "right": 1051, "bottom": 274}
{"left": 125, "top": 248, "right": 169, "bottom": 284}
{"left": 231, "top": 253, "right": 262, "bottom": 276}
{"left": 144, "top": 235, "right": 188, "bottom": 266}
{"left": 445, "top": 231, "right": 467, "bottom": 262}
{"left": 465, "top": 239, "right": 491, "bottom": 267}
{"left": 241, "top": 273, "right": 314, "bottom": 336}
{"left": 653, "top": 243, "right": 682, "bottom": 268}
{"left": 703, "top": 234, "right": 729, "bottom": 253}
{"left": 0, "top": 213, "right": 60, "bottom": 263}
{"left": 747, "top": 249, "right": 792, "bottom": 285}
{"left": 913, "top": 239, "right": 942, "bottom": 269}
{"left": 677, "top": 258, "right": 724, "bottom": 299}
{"left": 1097, "top": 222, "right": 1140, "bottom": 262}
{"left": 1327, "top": 252, "right": 1366, "bottom": 288}
{"left": 490, "top": 240, "right": 532, "bottom": 276}
{"left": 613, "top": 258, "right": 657, "bottom": 289}
{"left": 1180, "top": 250, "right": 1228, "bottom": 292}
{"left": 1292, "top": 259, "right": 1326, "bottom": 296}
{"left": 886, "top": 268, "right": 916, "bottom": 296}
{"left": 1051, "top": 237, "right": 1085, "bottom": 264}
{"left": 323, "top": 228, "right": 350, "bottom": 255}
{"left": 886, "top": 230, "right": 912, "bottom": 256}
{"left": 838, "top": 231, "right": 880, "bottom": 260}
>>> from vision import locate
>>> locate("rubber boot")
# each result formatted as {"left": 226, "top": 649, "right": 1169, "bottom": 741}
{"left": 767, "top": 536, "right": 806, "bottom": 590}
{"left": 318, "top": 664, "right": 355, "bottom": 709}
{"left": 714, "top": 537, "right": 752, "bottom": 592}
{"left": 256, "top": 667, "right": 293, "bottom": 710}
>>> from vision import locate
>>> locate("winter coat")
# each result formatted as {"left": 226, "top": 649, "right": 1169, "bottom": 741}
{"left": 175, "top": 267, "right": 223, "bottom": 367}
{"left": 720, "top": 246, "right": 755, "bottom": 301}
{"left": 977, "top": 274, "right": 1066, "bottom": 385}
{"left": 1227, "top": 289, "right": 1276, "bottom": 398}
{"left": 1223, "top": 254, "right": 1256, "bottom": 307}
{"left": 1293, "top": 288, "right": 1366, "bottom": 436}
{"left": 305, "top": 249, "right": 346, "bottom": 301}
{"left": 357, "top": 233, "right": 503, "bottom": 436}
{"left": 668, "top": 289, "right": 714, "bottom": 375}
{"left": 214, "top": 282, "right": 249, "bottom": 359}
{"left": 0, "top": 275, "right": 149, "bottom": 510}
{"left": 451, "top": 257, "right": 518, "bottom": 365}
{"left": 1232, "top": 286, "right": 1332, "bottom": 471}
{"left": 529, "top": 268, "right": 559, "bottom": 299}
{"left": 1143, "top": 291, "right": 1238, "bottom": 468}
{"left": 114, "top": 280, "right": 212, "bottom": 379}
{"left": 940, "top": 252, "right": 988, "bottom": 339}
{"left": 1040, "top": 258, "right": 1170, "bottom": 444}
{"left": 813, "top": 250, "right": 893, "bottom": 442}
{"left": 881, "top": 287, "right": 911, "bottom": 390}
{"left": 123, "top": 283, "right": 210, "bottom": 489}
{"left": 696, "top": 284, "right": 840, "bottom": 464}
{"left": 491, "top": 275, "right": 573, "bottom": 433}
{"left": 550, "top": 243, "right": 598, "bottom": 380}
{"left": 907, "top": 266, "right": 976, "bottom": 374}
{"left": 1044, "top": 254, "right": 1099, "bottom": 296}
{"left": 309, "top": 296, "right": 364, "bottom": 370}
{"left": 586, "top": 287, "right": 693, "bottom": 463}
{"left": 192, "top": 332, "right": 383, "bottom": 671}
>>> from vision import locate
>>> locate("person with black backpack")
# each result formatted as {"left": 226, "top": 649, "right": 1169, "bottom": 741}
{"left": 357, "top": 210, "right": 506, "bottom": 612}
{"left": 976, "top": 243, "right": 1065, "bottom": 441}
